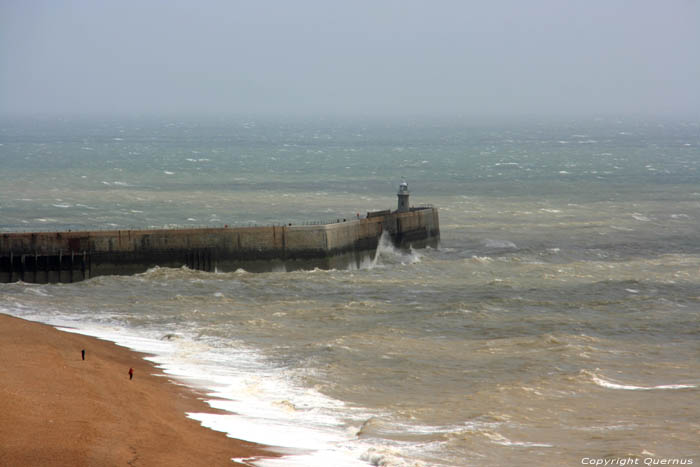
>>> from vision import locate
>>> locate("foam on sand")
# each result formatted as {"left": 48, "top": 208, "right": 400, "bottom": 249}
{"left": 0, "top": 313, "right": 269, "bottom": 466}
{"left": 19, "top": 317, "right": 376, "bottom": 466}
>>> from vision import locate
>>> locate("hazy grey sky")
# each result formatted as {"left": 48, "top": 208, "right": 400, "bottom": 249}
{"left": 1, "top": 0, "right": 699, "bottom": 118}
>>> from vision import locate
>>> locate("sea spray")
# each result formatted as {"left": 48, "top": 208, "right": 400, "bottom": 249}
{"left": 370, "top": 231, "right": 423, "bottom": 269}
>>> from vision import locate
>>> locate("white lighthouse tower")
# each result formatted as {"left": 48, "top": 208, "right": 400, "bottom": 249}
{"left": 397, "top": 179, "right": 410, "bottom": 212}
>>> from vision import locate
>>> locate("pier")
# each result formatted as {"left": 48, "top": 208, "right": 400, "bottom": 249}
{"left": 0, "top": 207, "right": 439, "bottom": 283}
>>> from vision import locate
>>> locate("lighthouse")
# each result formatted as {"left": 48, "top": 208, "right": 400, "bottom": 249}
{"left": 397, "top": 180, "right": 410, "bottom": 212}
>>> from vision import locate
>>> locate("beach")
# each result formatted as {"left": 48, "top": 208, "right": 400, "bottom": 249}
{"left": 0, "top": 313, "right": 273, "bottom": 467}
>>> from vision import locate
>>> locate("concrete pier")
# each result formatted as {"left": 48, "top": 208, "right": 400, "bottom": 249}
{"left": 0, "top": 207, "right": 439, "bottom": 283}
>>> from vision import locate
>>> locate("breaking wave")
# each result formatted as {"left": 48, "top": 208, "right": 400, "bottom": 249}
{"left": 584, "top": 370, "right": 697, "bottom": 391}
{"left": 368, "top": 231, "right": 422, "bottom": 269}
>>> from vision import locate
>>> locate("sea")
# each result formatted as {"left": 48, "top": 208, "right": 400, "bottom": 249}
{"left": 1, "top": 116, "right": 698, "bottom": 466}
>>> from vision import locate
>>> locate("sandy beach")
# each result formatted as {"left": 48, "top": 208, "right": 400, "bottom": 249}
{"left": 0, "top": 313, "right": 275, "bottom": 467}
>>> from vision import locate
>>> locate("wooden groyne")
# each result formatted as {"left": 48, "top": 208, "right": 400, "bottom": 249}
{"left": 0, "top": 207, "right": 439, "bottom": 283}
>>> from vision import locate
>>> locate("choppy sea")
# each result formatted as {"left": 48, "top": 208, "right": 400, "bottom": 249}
{"left": 1, "top": 116, "right": 699, "bottom": 466}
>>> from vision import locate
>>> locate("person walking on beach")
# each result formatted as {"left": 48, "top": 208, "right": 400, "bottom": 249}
{"left": 128, "top": 368, "right": 134, "bottom": 380}
{"left": 81, "top": 349, "right": 85, "bottom": 360}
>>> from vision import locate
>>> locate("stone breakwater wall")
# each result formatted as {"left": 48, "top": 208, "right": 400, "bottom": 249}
{"left": 0, "top": 207, "right": 439, "bottom": 283}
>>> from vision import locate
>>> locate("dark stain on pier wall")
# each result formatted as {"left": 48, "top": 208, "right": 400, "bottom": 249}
{"left": 0, "top": 207, "right": 439, "bottom": 283}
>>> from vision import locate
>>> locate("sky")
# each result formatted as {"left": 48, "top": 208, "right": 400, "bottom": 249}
{"left": 1, "top": 0, "right": 699, "bottom": 118}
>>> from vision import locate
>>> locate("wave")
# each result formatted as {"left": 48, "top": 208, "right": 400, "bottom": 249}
{"left": 470, "top": 256, "right": 493, "bottom": 264}
{"left": 483, "top": 431, "right": 553, "bottom": 448}
{"left": 483, "top": 239, "right": 517, "bottom": 249}
{"left": 585, "top": 371, "right": 697, "bottom": 391}
{"left": 23, "top": 286, "right": 51, "bottom": 297}
{"left": 367, "top": 231, "right": 422, "bottom": 269}
{"left": 631, "top": 213, "right": 651, "bottom": 222}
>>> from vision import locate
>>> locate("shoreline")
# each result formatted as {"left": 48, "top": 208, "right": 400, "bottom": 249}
{"left": 0, "top": 313, "right": 277, "bottom": 466}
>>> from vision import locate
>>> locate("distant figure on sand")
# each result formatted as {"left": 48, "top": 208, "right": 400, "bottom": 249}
{"left": 128, "top": 368, "right": 134, "bottom": 380}
{"left": 81, "top": 349, "right": 85, "bottom": 360}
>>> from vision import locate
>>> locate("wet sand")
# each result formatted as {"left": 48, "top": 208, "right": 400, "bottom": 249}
{"left": 0, "top": 313, "right": 275, "bottom": 466}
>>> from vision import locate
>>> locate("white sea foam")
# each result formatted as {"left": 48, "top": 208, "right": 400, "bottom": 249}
{"left": 470, "top": 256, "right": 493, "bottom": 264}
{"left": 483, "top": 239, "right": 517, "bottom": 249}
{"left": 167, "top": 353, "right": 375, "bottom": 466}
{"left": 483, "top": 432, "right": 553, "bottom": 448}
{"left": 23, "top": 286, "right": 51, "bottom": 297}
{"left": 367, "top": 232, "right": 422, "bottom": 269}
{"left": 610, "top": 225, "right": 635, "bottom": 232}
{"left": 589, "top": 373, "right": 696, "bottom": 391}
{"left": 6, "top": 305, "right": 369, "bottom": 465}
{"left": 5, "top": 315, "right": 376, "bottom": 466}
{"left": 631, "top": 213, "right": 651, "bottom": 222}
{"left": 579, "top": 424, "right": 636, "bottom": 432}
